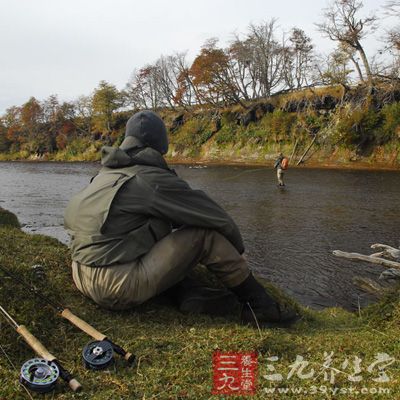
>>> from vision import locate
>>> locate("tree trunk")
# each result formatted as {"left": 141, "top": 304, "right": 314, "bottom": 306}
{"left": 356, "top": 43, "right": 373, "bottom": 91}
{"left": 289, "top": 138, "right": 299, "bottom": 164}
{"left": 297, "top": 135, "right": 317, "bottom": 165}
{"left": 349, "top": 55, "right": 364, "bottom": 82}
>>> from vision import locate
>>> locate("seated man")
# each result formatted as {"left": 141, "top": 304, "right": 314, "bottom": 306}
{"left": 64, "top": 110, "right": 298, "bottom": 327}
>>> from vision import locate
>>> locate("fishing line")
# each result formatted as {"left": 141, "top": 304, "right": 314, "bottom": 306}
{"left": 0, "top": 343, "right": 17, "bottom": 370}
{"left": 0, "top": 343, "right": 35, "bottom": 400}
{"left": 221, "top": 168, "right": 267, "bottom": 181}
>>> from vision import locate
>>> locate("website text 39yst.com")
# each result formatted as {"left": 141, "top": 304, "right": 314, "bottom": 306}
{"left": 263, "top": 385, "right": 391, "bottom": 396}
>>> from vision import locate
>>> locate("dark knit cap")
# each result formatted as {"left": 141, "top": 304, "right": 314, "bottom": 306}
{"left": 120, "top": 110, "right": 168, "bottom": 154}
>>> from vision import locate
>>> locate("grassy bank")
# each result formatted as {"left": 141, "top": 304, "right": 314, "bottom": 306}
{"left": 0, "top": 209, "right": 399, "bottom": 399}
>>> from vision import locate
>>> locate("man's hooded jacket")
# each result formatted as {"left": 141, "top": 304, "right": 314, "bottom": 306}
{"left": 64, "top": 141, "right": 244, "bottom": 267}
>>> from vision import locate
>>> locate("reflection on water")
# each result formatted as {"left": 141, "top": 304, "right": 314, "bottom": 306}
{"left": 0, "top": 161, "right": 399, "bottom": 310}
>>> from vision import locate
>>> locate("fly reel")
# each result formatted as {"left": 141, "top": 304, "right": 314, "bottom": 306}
{"left": 19, "top": 358, "right": 59, "bottom": 393}
{"left": 82, "top": 340, "right": 114, "bottom": 370}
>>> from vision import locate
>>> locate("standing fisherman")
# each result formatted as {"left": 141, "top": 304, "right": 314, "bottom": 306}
{"left": 64, "top": 111, "right": 298, "bottom": 328}
{"left": 274, "top": 153, "right": 288, "bottom": 187}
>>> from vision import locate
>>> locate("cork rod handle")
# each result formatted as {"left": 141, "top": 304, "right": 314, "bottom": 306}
{"left": 61, "top": 308, "right": 106, "bottom": 341}
{"left": 16, "top": 325, "right": 56, "bottom": 361}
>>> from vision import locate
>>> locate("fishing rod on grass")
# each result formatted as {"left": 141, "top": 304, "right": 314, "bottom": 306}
{"left": 0, "top": 305, "right": 82, "bottom": 394}
{"left": 0, "top": 264, "right": 135, "bottom": 370}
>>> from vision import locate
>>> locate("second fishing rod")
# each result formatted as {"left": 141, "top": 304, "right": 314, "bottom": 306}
{"left": 0, "top": 264, "right": 135, "bottom": 368}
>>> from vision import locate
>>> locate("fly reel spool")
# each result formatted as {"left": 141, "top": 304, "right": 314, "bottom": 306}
{"left": 20, "top": 358, "right": 59, "bottom": 393}
{"left": 82, "top": 340, "right": 114, "bottom": 370}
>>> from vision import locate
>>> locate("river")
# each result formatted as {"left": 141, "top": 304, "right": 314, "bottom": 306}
{"left": 1, "top": 161, "right": 399, "bottom": 310}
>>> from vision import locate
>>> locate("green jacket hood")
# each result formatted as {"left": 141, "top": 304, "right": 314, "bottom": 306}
{"left": 101, "top": 142, "right": 169, "bottom": 170}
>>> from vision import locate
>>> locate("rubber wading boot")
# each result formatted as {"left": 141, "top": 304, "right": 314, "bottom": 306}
{"left": 230, "top": 274, "right": 300, "bottom": 328}
{"left": 166, "top": 277, "right": 240, "bottom": 317}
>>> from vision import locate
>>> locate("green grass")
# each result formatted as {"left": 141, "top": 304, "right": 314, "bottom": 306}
{"left": 0, "top": 212, "right": 399, "bottom": 399}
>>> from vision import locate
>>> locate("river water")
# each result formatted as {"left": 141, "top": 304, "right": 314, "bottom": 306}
{"left": 1, "top": 161, "right": 399, "bottom": 310}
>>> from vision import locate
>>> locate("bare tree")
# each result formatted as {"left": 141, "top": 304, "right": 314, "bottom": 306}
{"left": 316, "top": 47, "right": 353, "bottom": 96}
{"left": 154, "top": 55, "right": 180, "bottom": 109}
{"left": 153, "top": 53, "right": 196, "bottom": 110}
{"left": 226, "top": 36, "right": 254, "bottom": 101}
{"left": 316, "top": 0, "right": 377, "bottom": 90}
{"left": 247, "top": 20, "right": 286, "bottom": 97}
{"left": 384, "top": 0, "right": 400, "bottom": 16}
{"left": 382, "top": 1, "right": 400, "bottom": 78}
{"left": 125, "top": 66, "right": 161, "bottom": 110}
{"left": 284, "top": 28, "right": 315, "bottom": 89}
{"left": 173, "top": 52, "right": 195, "bottom": 108}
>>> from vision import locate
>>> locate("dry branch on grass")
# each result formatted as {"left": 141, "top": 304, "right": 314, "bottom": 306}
{"left": 333, "top": 243, "right": 400, "bottom": 296}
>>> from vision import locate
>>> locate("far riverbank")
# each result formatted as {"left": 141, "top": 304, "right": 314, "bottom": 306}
{"left": 1, "top": 151, "right": 399, "bottom": 171}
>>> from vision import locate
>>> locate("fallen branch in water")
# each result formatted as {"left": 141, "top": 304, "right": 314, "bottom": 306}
{"left": 332, "top": 250, "right": 400, "bottom": 269}
{"left": 370, "top": 243, "right": 400, "bottom": 260}
{"left": 333, "top": 243, "right": 400, "bottom": 296}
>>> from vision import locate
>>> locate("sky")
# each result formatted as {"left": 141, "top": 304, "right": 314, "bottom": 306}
{"left": 0, "top": 0, "right": 393, "bottom": 114}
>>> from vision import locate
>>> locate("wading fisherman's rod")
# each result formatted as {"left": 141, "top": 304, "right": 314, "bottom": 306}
{"left": 0, "top": 264, "right": 135, "bottom": 364}
{"left": 0, "top": 305, "right": 82, "bottom": 393}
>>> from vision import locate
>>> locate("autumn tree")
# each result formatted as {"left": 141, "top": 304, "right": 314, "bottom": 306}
{"left": 20, "top": 97, "right": 46, "bottom": 153}
{"left": 2, "top": 106, "right": 22, "bottom": 151}
{"left": 188, "top": 38, "right": 243, "bottom": 106}
{"left": 0, "top": 119, "right": 10, "bottom": 152}
{"left": 42, "top": 95, "right": 77, "bottom": 151}
{"left": 74, "top": 95, "right": 93, "bottom": 135}
{"left": 92, "top": 81, "right": 123, "bottom": 135}
{"left": 316, "top": 0, "right": 377, "bottom": 90}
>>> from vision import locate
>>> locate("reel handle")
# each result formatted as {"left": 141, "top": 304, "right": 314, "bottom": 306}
{"left": 61, "top": 308, "right": 106, "bottom": 341}
{"left": 68, "top": 378, "right": 82, "bottom": 392}
{"left": 124, "top": 352, "right": 135, "bottom": 363}
{"left": 107, "top": 340, "right": 136, "bottom": 364}
{"left": 16, "top": 325, "right": 56, "bottom": 361}
{"left": 55, "top": 361, "right": 82, "bottom": 392}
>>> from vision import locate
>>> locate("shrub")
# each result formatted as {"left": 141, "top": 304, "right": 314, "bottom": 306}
{"left": 215, "top": 124, "right": 238, "bottom": 144}
{"left": 259, "top": 110, "right": 297, "bottom": 142}
{"left": 240, "top": 125, "right": 267, "bottom": 144}
{"left": 335, "top": 106, "right": 382, "bottom": 150}
{"left": 173, "top": 118, "right": 214, "bottom": 150}
{"left": 378, "top": 102, "right": 400, "bottom": 144}
{"left": 64, "top": 138, "right": 93, "bottom": 156}
{"left": 0, "top": 208, "right": 20, "bottom": 228}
